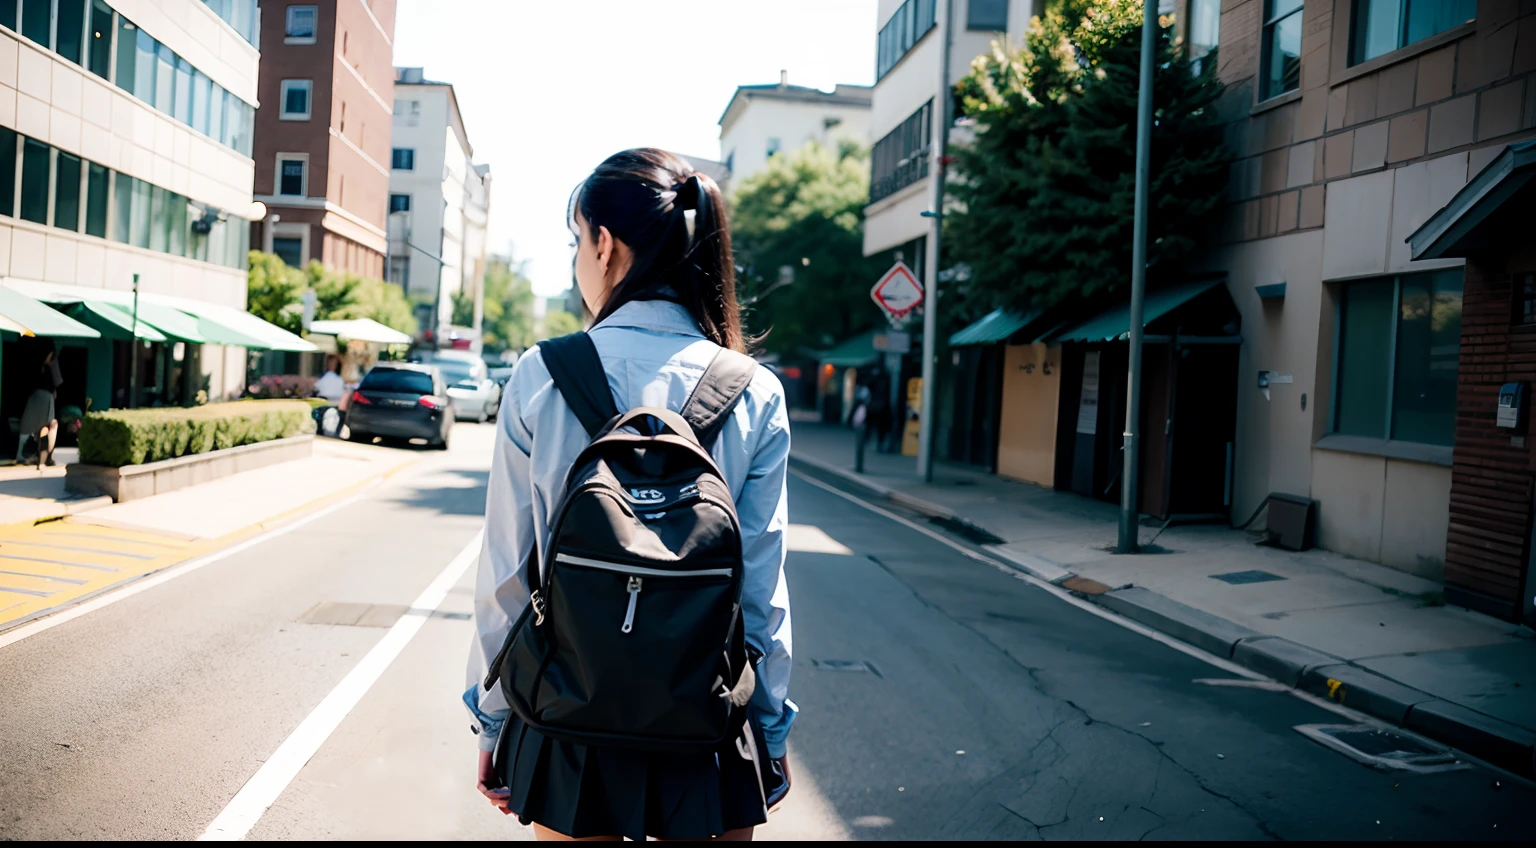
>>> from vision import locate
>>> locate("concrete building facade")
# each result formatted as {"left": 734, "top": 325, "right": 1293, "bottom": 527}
{"left": 1, "top": 0, "right": 268, "bottom": 407}
{"left": 1194, "top": 0, "right": 1535, "bottom": 598}
{"left": 718, "top": 72, "right": 872, "bottom": 185}
{"left": 386, "top": 66, "right": 488, "bottom": 345}
{"left": 251, "top": 0, "right": 396, "bottom": 279}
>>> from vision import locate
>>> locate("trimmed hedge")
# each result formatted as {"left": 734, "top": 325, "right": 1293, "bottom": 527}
{"left": 78, "top": 400, "right": 316, "bottom": 467}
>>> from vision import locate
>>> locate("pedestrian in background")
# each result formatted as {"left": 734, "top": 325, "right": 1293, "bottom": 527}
{"left": 19, "top": 344, "right": 63, "bottom": 468}
{"left": 464, "top": 149, "right": 795, "bottom": 841}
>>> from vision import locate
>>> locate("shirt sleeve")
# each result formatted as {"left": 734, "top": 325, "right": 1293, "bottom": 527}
{"left": 735, "top": 383, "right": 796, "bottom": 758}
{"left": 463, "top": 370, "right": 538, "bottom": 754}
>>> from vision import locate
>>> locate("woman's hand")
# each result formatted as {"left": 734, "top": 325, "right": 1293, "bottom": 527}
{"left": 476, "top": 749, "right": 512, "bottom": 815}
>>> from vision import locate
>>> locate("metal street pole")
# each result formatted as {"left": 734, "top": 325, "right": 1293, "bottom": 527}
{"left": 917, "top": 0, "right": 953, "bottom": 484}
{"left": 128, "top": 273, "right": 141, "bottom": 408}
{"left": 1118, "top": 1, "right": 1159, "bottom": 554}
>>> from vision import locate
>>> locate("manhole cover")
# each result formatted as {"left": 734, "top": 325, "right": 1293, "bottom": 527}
{"left": 1211, "top": 569, "right": 1286, "bottom": 585}
{"left": 811, "top": 659, "right": 882, "bottom": 677}
{"left": 1294, "top": 724, "right": 1471, "bottom": 774}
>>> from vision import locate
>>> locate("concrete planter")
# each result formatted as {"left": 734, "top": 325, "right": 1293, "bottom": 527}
{"left": 65, "top": 435, "right": 315, "bottom": 503}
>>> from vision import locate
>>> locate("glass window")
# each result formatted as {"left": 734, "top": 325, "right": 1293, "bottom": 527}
{"left": 85, "top": 161, "right": 108, "bottom": 238}
{"left": 149, "top": 185, "right": 168, "bottom": 252}
{"left": 193, "top": 72, "right": 212, "bottom": 135}
{"left": 278, "top": 157, "right": 305, "bottom": 196}
{"left": 391, "top": 148, "right": 415, "bottom": 170}
{"left": 88, "top": 1, "right": 112, "bottom": 79}
{"left": 174, "top": 56, "right": 193, "bottom": 125}
{"left": 360, "top": 368, "right": 435, "bottom": 395}
{"left": 0, "top": 126, "right": 15, "bottom": 218}
{"left": 112, "top": 171, "right": 132, "bottom": 243}
{"left": 876, "top": 0, "right": 937, "bottom": 80}
{"left": 116, "top": 17, "right": 137, "bottom": 97}
{"left": 208, "top": 83, "right": 225, "bottom": 144}
{"left": 967, "top": 0, "right": 1007, "bottom": 31}
{"left": 1262, "top": 0, "right": 1303, "bottom": 99}
{"left": 1353, "top": 0, "right": 1476, "bottom": 65}
{"left": 21, "top": 0, "right": 49, "bottom": 46}
{"left": 130, "top": 175, "right": 150, "bottom": 248}
{"left": 1189, "top": 0, "right": 1221, "bottom": 76}
{"left": 280, "top": 80, "right": 313, "bottom": 120}
{"left": 0, "top": 1, "right": 15, "bottom": 33}
{"left": 272, "top": 236, "right": 304, "bottom": 268}
{"left": 155, "top": 43, "right": 176, "bottom": 116}
{"left": 57, "top": 0, "right": 87, "bottom": 65}
{"left": 766, "top": 137, "right": 781, "bottom": 157}
{"left": 54, "top": 151, "right": 82, "bottom": 232}
{"left": 19, "top": 138, "right": 50, "bottom": 224}
{"left": 1334, "top": 270, "right": 1464, "bottom": 446}
{"left": 389, "top": 193, "right": 411, "bottom": 212}
{"left": 223, "top": 90, "right": 239, "bottom": 147}
{"left": 167, "top": 192, "right": 187, "bottom": 257}
{"left": 0, "top": 126, "right": 15, "bottom": 219}
{"left": 286, "top": 5, "right": 317, "bottom": 39}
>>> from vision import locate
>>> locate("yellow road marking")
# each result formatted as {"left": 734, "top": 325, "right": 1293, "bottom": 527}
{"left": 0, "top": 519, "right": 212, "bottom": 632}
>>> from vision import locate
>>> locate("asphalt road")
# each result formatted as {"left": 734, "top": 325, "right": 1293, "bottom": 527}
{"left": 1, "top": 423, "right": 1531, "bottom": 840}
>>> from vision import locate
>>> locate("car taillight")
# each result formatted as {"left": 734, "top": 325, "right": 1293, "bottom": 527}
{"left": 419, "top": 396, "right": 443, "bottom": 410}
{"left": 351, "top": 391, "right": 371, "bottom": 405}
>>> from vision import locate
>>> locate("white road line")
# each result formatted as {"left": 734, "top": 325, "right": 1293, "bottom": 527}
{"left": 0, "top": 488, "right": 376, "bottom": 652}
{"left": 200, "top": 530, "right": 483, "bottom": 841}
{"left": 787, "top": 468, "right": 1376, "bottom": 717}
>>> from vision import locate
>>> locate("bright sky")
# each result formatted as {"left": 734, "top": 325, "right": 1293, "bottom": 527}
{"left": 393, "top": 0, "right": 879, "bottom": 298}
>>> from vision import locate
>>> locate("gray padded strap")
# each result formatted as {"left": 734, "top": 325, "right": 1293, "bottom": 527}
{"left": 679, "top": 349, "right": 757, "bottom": 450}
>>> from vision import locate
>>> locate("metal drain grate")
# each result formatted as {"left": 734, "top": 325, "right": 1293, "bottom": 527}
{"left": 1210, "top": 569, "right": 1286, "bottom": 585}
{"left": 811, "top": 659, "right": 882, "bottom": 677}
{"left": 1294, "top": 724, "right": 1471, "bottom": 774}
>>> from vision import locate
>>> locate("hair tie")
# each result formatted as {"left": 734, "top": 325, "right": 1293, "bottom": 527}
{"left": 669, "top": 175, "right": 704, "bottom": 247}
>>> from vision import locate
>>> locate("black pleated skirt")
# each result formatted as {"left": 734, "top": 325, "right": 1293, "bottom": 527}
{"left": 495, "top": 714, "right": 769, "bottom": 840}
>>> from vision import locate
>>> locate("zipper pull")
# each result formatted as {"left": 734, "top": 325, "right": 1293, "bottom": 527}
{"left": 621, "top": 576, "right": 642, "bottom": 634}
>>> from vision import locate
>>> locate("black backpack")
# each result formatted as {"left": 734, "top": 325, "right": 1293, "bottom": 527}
{"left": 485, "top": 332, "right": 759, "bottom": 753}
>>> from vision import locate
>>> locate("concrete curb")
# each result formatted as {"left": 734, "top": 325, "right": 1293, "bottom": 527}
{"left": 788, "top": 446, "right": 1536, "bottom": 779}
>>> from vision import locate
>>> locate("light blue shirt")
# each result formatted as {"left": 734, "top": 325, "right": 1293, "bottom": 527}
{"left": 463, "top": 298, "right": 796, "bottom": 757}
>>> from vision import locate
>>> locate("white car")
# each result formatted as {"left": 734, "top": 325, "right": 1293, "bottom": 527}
{"left": 430, "top": 355, "right": 502, "bottom": 422}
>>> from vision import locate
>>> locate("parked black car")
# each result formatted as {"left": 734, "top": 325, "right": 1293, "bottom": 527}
{"left": 344, "top": 364, "right": 453, "bottom": 449}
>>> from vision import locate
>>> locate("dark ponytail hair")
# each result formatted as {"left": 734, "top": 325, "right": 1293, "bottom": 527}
{"left": 571, "top": 148, "right": 745, "bottom": 352}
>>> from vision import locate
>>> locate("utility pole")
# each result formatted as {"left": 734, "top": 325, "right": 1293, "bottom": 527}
{"left": 1118, "top": 1, "right": 1159, "bottom": 554}
{"left": 128, "top": 273, "right": 141, "bottom": 408}
{"left": 917, "top": 0, "right": 954, "bottom": 484}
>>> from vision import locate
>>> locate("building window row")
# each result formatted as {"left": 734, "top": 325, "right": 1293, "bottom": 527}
{"left": 876, "top": 0, "right": 936, "bottom": 81}
{"left": 1333, "top": 269, "right": 1464, "bottom": 448}
{"left": 1350, "top": 0, "right": 1476, "bottom": 66}
{"left": 869, "top": 100, "right": 931, "bottom": 205}
{"left": 285, "top": 4, "right": 317, "bottom": 43}
{"left": 199, "top": 0, "right": 258, "bottom": 47}
{"left": 966, "top": 0, "right": 1008, "bottom": 32}
{"left": 388, "top": 193, "right": 410, "bottom": 213}
{"left": 1260, "top": 0, "right": 1303, "bottom": 100}
{"left": 0, "top": 1, "right": 258, "bottom": 158}
{"left": 391, "top": 147, "right": 415, "bottom": 171}
{"left": 0, "top": 125, "right": 249, "bottom": 271}
{"left": 280, "top": 79, "right": 312, "bottom": 120}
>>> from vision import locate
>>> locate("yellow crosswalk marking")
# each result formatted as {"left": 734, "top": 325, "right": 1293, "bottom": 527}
{"left": 0, "top": 519, "right": 211, "bottom": 633}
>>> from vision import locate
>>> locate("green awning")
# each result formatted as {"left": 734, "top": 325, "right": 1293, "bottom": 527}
{"left": 1047, "top": 280, "right": 1227, "bottom": 343}
{"left": 817, "top": 330, "right": 880, "bottom": 368}
{"left": 0, "top": 287, "right": 101, "bottom": 338}
{"left": 171, "top": 301, "right": 316, "bottom": 351}
{"left": 950, "top": 309, "right": 1038, "bottom": 347}
{"left": 126, "top": 300, "right": 209, "bottom": 343}
{"left": 61, "top": 301, "right": 168, "bottom": 342}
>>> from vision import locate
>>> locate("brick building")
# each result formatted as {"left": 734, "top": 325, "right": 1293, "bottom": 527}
{"left": 251, "top": 0, "right": 395, "bottom": 278}
{"left": 1188, "top": 0, "right": 1536, "bottom": 617}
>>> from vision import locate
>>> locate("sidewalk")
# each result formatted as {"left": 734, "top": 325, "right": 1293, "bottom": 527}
{"left": 789, "top": 420, "right": 1536, "bottom": 777}
{"left": 0, "top": 437, "right": 419, "bottom": 634}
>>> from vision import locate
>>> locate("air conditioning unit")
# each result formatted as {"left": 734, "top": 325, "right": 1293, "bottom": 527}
{"left": 1266, "top": 493, "right": 1317, "bottom": 552}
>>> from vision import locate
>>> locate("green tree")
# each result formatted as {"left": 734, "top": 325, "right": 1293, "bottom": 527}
{"left": 730, "top": 141, "right": 887, "bottom": 355}
{"left": 948, "top": 0, "right": 1228, "bottom": 315}
{"left": 246, "top": 252, "right": 306, "bottom": 332}
{"left": 480, "top": 255, "right": 537, "bottom": 352}
{"left": 451, "top": 288, "right": 475, "bottom": 327}
{"left": 537, "top": 309, "right": 583, "bottom": 341}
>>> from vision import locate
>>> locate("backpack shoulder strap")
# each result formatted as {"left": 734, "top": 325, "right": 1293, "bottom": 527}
{"left": 538, "top": 332, "right": 620, "bottom": 438}
{"left": 680, "top": 348, "right": 757, "bottom": 450}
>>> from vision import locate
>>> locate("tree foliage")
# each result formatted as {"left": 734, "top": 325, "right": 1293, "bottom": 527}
{"left": 948, "top": 0, "right": 1228, "bottom": 315}
{"left": 480, "top": 255, "right": 538, "bottom": 352}
{"left": 245, "top": 252, "right": 418, "bottom": 336}
{"left": 537, "top": 309, "right": 583, "bottom": 341}
{"left": 730, "top": 141, "right": 887, "bottom": 355}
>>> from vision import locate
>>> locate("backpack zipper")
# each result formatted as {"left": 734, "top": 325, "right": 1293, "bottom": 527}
{"left": 622, "top": 576, "right": 642, "bottom": 633}
{"left": 554, "top": 554, "right": 734, "bottom": 579}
